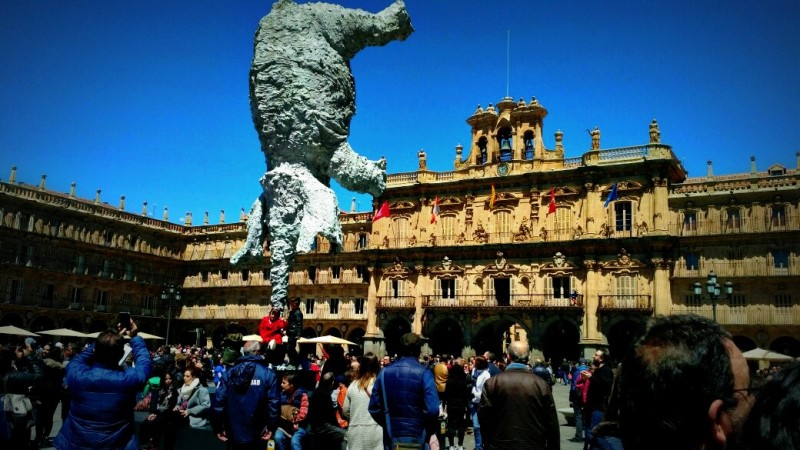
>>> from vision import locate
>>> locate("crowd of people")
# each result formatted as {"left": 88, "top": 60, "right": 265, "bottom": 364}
{"left": 1, "top": 312, "right": 799, "bottom": 450}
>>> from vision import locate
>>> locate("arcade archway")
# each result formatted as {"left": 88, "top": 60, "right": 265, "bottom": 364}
{"left": 30, "top": 316, "right": 55, "bottom": 333}
{"left": 770, "top": 336, "right": 800, "bottom": 357}
{"left": 732, "top": 335, "right": 757, "bottom": 353}
{"left": 428, "top": 317, "right": 464, "bottom": 357}
{"left": 472, "top": 315, "right": 530, "bottom": 357}
{"left": 604, "top": 318, "right": 646, "bottom": 363}
{"left": 541, "top": 318, "right": 581, "bottom": 363}
{"left": 382, "top": 316, "right": 411, "bottom": 357}
{"left": 347, "top": 327, "right": 366, "bottom": 357}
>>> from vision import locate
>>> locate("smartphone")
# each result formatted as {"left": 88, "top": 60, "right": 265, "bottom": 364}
{"left": 118, "top": 311, "right": 132, "bottom": 330}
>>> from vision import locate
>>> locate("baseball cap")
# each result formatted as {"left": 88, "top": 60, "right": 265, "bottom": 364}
{"left": 401, "top": 332, "right": 422, "bottom": 347}
{"left": 24, "top": 337, "right": 36, "bottom": 346}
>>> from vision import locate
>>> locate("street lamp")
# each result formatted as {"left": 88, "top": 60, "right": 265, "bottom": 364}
{"left": 161, "top": 285, "right": 181, "bottom": 346}
{"left": 693, "top": 271, "right": 733, "bottom": 322}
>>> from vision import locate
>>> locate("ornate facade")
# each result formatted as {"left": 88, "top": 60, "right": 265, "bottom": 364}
{"left": 2, "top": 97, "right": 798, "bottom": 361}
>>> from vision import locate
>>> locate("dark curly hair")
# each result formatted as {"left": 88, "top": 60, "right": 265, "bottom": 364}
{"left": 617, "top": 314, "right": 736, "bottom": 450}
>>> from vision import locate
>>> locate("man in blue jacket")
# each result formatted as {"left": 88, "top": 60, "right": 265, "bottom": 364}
{"left": 53, "top": 319, "right": 152, "bottom": 450}
{"left": 214, "top": 339, "right": 280, "bottom": 450}
{"left": 369, "top": 332, "right": 440, "bottom": 450}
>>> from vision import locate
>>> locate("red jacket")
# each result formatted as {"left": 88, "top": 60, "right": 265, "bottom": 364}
{"left": 258, "top": 316, "right": 286, "bottom": 344}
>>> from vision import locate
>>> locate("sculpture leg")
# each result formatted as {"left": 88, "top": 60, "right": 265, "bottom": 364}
{"left": 293, "top": 173, "right": 343, "bottom": 255}
{"left": 230, "top": 193, "right": 267, "bottom": 265}
{"left": 264, "top": 166, "right": 305, "bottom": 310}
{"left": 328, "top": 141, "right": 386, "bottom": 198}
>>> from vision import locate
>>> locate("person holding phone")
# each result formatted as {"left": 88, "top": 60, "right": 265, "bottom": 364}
{"left": 53, "top": 318, "right": 152, "bottom": 450}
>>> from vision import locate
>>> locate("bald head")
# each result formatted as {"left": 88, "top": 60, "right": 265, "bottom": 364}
{"left": 508, "top": 341, "right": 529, "bottom": 363}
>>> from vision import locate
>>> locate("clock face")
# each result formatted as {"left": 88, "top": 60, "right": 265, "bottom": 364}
{"left": 497, "top": 162, "right": 510, "bottom": 176}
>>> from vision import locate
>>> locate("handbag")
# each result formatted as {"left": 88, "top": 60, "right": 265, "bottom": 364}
{"left": 3, "top": 393, "right": 32, "bottom": 415}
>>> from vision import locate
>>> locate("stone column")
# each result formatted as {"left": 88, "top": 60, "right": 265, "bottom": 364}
{"left": 412, "top": 266, "right": 425, "bottom": 335}
{"left": 652, "top": 176, "right": 668, "bottom": 232}
{"left": 365, "top": 266, "right": 380, "bottom": 336}
{"left": 652, "top": 258, "right": 672, "bottom": 316}
{"left": 583, "top": 260, "right": 601, "bottom": 342}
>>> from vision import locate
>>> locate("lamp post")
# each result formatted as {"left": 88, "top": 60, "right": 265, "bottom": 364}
{"left": 161, "top": 285, "right": 181, "bottom": 346}
{"left": 693, "top": 271, "right": 733, "bottom": 322}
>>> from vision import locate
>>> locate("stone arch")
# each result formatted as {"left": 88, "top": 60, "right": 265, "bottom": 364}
{"left": 732, "top": 335, "right": 757, "bottom": 353}
{"left": 381, "top": 315, "right": 412, "bottom": 357}
{"left": 88, "top": 319, "right": 110, "bottom": 333}
{"left": 29, "top": 316, "right": 55, "bottom": 333}
{"left": 0, "top": 313, "right": 24, "bottom": 327}
{"left": 211, "top": 325, "right": 230, "bottom": 349}
{"left": 472, "top": 313, "right": 532, "bottom": 357}
{"left": 769, "top": 335, "right": 800, "bottom": 358}
{"left": 428, "top": 316, "right": 464, "bottom": 357}
{"left": 346, "top": 327, "right": 366, "bottom": 356}
{"left": 602, "top": 316, "right": 647, "bottom": 363}
{"left": 62, "top": 318, "right": 84, "bottom": 333}
{"left": 540, "top": 317, "right": 582, "bottom": 364}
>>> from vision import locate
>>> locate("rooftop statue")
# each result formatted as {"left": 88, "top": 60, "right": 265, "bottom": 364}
{"left": 232, "top": 0, "right": 414, "bottom": 311}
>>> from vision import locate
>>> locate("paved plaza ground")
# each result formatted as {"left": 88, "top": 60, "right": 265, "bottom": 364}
{"left": 42, "top": 378, "right": 584, "bottom": 450}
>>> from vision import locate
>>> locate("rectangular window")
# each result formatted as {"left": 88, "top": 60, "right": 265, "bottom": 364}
{"left": 493, "top": 278, "right": 511, "bottom": 307}
{"left": 221, "top": 269, "right": 229, "bottom": 280}
{"left": 771, "top": 205, "right": 786, "bottom": 227}
{"left": 331, "top": 265, "right": 341, "bottom": 280}
{"left": 217, "top": 297, "right": 226, "bottom": 307}
{"left": 685, "top": 253, "right": 699, "bottom": 271}
{"left": 494, "top": 211, "right": 511, "bottom": 242}
{"left": 773, "top": 250, "right": 789, "bottom": 269}
{"left": 729, "top": 294, "right": 747, "bottom": 308}
{"left": 307, "top": 266, "right": 317, "bottom": 283}
{"left": 354, "top": 298, "right": 365, "bottom": 314}
{"left": 329, "top": 298, "right": 340, "bottom": 314}
{"left": 5, "top": 279, "right": 23, "bottom": 304}
{"left": 393, "top": 218, "right": 409, "bottom": 245}
{"left": 389, "top": 279, "right": 406, "bottom": 298}
{"left": 775, "top": 294, "right": 792, "bottom": 308}
{"left": 357, "top": 233, "right": 368, "bottom": 250}
{"left": 75, "top": 255, "right": 86, "bottom": 274}
{"left": 304, "top": 299, "right": 314, "bottom": 315}
{"left": 725, "top": 208, "right": 741, "bottom": 231}
{"left": 552, "top": 276, "right": 571, "bottom": 298}
{"left": 143, "top": 295, "right": 156, "bottom": 310}
{"left": 241, "top": 269, "right": 249, "bottom": 282}
{"left": 439, "top": 279, "right": 457, "bottom": 299}
{"left": 356, "top": 265, "right": 369, "bottom": 283}
{"left": 553, "top": 207, "right": 571, "bottom": 238}
{"left": 94, "top": 290, "right": 108, "bottom": 311}
{"left": 121, "top": 293, "right": 133, "bottom": 310}
{"left": 615, "top": 275, "right": 637, "bottom": 307}
{"left": 42, "top": 284, "right": 55, "bottom": 304}
{"left": 615, "top": 202, "right": 633, "bottom": 232}
{"left": 683, "top": 211, "right": 697, "bottom": 232}
{"left": 441, "top": 215, "right": 457, "bottom": 244}
{"left": 685, "top": 293, "right": 703, "bottom": 308}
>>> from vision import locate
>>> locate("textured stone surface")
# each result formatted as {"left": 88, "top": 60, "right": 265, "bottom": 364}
{"left": 231, "top": 0, "right": 413, "bottom": 310}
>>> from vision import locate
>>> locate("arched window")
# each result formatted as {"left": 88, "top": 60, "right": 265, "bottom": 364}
{"left": 523, "top": 130, "right": 535, "bottom": 160}
{"left": 478, "top": 137, "right": 488, "bottom": 165}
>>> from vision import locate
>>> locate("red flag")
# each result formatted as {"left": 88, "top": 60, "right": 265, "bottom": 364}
{"left": 372, "top": 201, "right": 390, "bottom": 222}
{"left": 430, "top": 196, "right": 440, "bottom": 224}
{"left": 547, "top": 188, "right": 557, "bottom": 215}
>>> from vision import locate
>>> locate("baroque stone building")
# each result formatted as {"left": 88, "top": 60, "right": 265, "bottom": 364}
{"left": 1, "top": 96, "right": 798, "bottom": 361}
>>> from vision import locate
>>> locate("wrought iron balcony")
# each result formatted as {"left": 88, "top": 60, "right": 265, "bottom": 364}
{"left": 597, "top": 294, "right": 653, "bottom": 313}
{"left": 422, "top": 294, "right": 584, "bottom": 311}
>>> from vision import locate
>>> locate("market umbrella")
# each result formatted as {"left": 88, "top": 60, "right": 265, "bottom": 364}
{"left": 0, "top": 325, "right": 39, "bottom": 337}
{"left": 242, "top": 334, "right": 263, "bottom": 341}
{"left": 297, "top": 335, "right": 356, "bottom": 346}
{"left": 37, "top": 328, "right": 89, "bottom": 338}
{"left": 137, "top": 332, "right": 165, "bottom": 340}
{"left": 742, "top": 347, "right": 793, "bottom": 362}
{"left": 84, "top": 332, "right": 101, "bottom": 338}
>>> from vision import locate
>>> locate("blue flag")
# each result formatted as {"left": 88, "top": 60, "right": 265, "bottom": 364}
{"left": 604, "top": 183, "right": 618, "bottom": 208}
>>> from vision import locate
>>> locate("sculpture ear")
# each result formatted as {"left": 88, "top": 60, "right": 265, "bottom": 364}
{"left": 706, "top": 399, "right": 730, "bottom": 446}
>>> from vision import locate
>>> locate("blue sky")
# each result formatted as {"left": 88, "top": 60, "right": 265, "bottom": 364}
{"left": 1, "top": 1, "right": 798, "bottom": 224}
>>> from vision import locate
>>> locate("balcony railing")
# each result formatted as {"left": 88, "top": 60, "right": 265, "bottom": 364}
{"left": 669, "top": 215, "right": 799, "bottom": 237}
{"left": 423, "top": 294, "right": 584, "bottom": 310}
{"left": 670, "top": 304, "right": 800, "bottom": 326}
{"left": 176, "top": 299, "right": 368, "bottom": 321}
{"left": 597, "top": 294, "right": 653, "bottom": 312}
{"left": 376, "top": 296, "right": 416, "bottom": 310}
{"left": 673, "top": 261, "right": 798, "bottom": 278}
